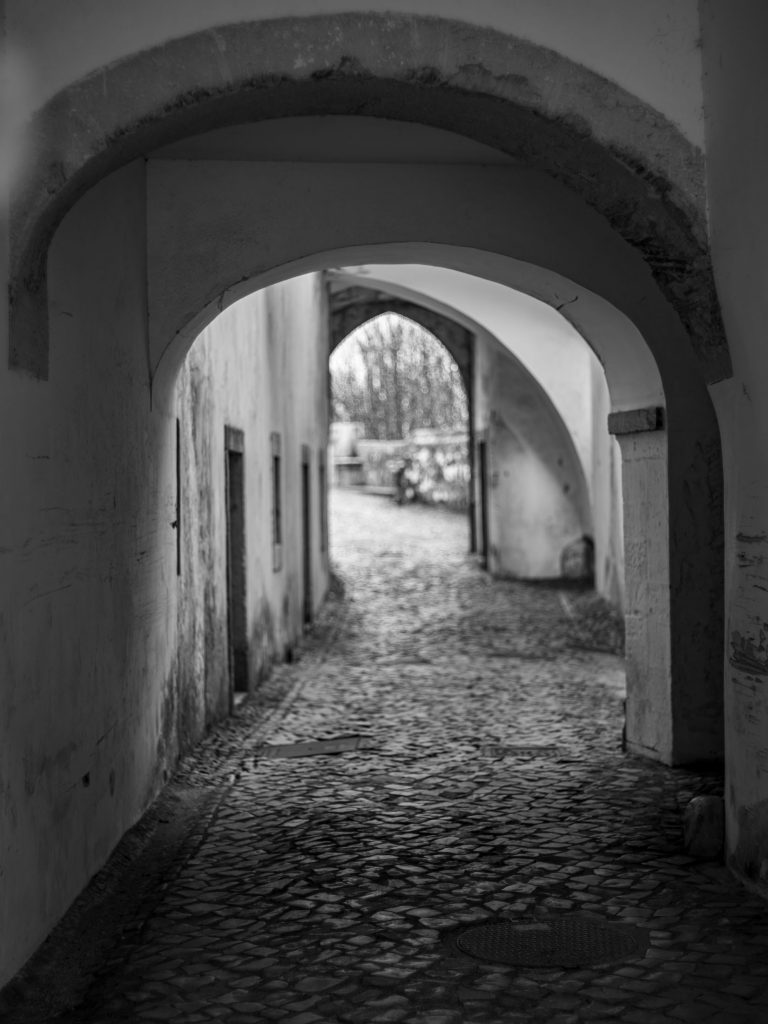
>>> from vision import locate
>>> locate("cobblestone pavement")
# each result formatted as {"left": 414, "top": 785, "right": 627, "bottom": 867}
{"left": 9, "top": 490, "right": 768, "bottom": 1023}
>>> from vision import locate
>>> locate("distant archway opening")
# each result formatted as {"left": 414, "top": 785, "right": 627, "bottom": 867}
{"left": 330, "top": 310, "right": 471, "bottom": 529}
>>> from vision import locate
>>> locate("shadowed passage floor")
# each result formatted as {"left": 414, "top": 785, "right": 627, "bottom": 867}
{"left": 16, "top": 489, "right": 768, "bottom": 1024}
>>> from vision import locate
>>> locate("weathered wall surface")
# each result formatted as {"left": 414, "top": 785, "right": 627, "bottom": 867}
{"left": 589, "top": 356, "right": 625, "bottom": 609}
{"left": 702, "top": 0, "right": 768, "bottom": 880}
{"left": 0, "top": 0, "right": 739, "bottom": 987}
{"left": 0, "top": 163, "right": 178, "bottom": 985}
{"left": 473, "top": 332, "right": 592, "bottom": 580}
{"left": 176, "top": 277, "right": 330, "bottom": 726}
{"left": 0, "top": 161, "right": 329, "bottom": 986}
{"left": 333, "top": 266, "right": 604, "bottom": 488}
{"left": 142, "top": 150, "right": 725, "bottom": 767}
{"left": 5, "top": 0, "right": 705, "bottom": 145}
{"left": 8, "top": 10, "right": 721, "bottom": 386}
{"left": 618, "top": 429, "right": 672, "bottom": 760}
{"left": 342, "top": 266, "right": 623, "bottom": 603}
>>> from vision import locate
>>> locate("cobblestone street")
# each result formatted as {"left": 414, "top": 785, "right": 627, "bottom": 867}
{"left": 7, "top": 490, "right": 768, "bottom": 1023}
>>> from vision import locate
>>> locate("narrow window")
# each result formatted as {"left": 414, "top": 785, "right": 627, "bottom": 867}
{"left": 478, "top": 437, "right": 489, "bottom": 570}
{"left": 224, "top": 426, "right": 248, "bottom": 695}
{"left": 318, "top": 448, "right": 328, "bottom": 556}
{"left": 175, "top": 417, "right": 181, "bottom": 576}
{"left": 301, "top": 444, "right": 312, "bottom": 625}
{"left": 271, "top": 432, "right": 282, "bottom": 571}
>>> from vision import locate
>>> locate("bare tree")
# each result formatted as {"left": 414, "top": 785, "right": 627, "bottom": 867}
{"left": 331, "top": 314, "right": 468, "bottom": 439}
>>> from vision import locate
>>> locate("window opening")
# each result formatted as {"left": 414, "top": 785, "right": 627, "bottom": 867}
{"left": 271, "top": 431, "right": 282, "bottom": 572}
{"left": 302, "top": 444, "right": 312, "bottom": 625}
{"left": 175, "top": 417, "right": 181, "bottom": 576}
{"left": 225, "top": 426, "right": 248, "bottom": 695}
{"left": 478, "top": 437, "right": 489, "bottom": 569}
{"left": 318, "top": 448, "right": 328, "bottom": 555}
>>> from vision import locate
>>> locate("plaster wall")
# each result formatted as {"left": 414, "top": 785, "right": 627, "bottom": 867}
{"left": 334, "top": 265, "right": 623, "bottom": 605}
{"left": 145, "top": 161, "right": 667, "bottom": 413}
{"left": 340, "top": 266, "right": 599, "bottom": 481}
{"left": 590, "top": 358, "right": 625, "bottom": 610}
{"left": 619, "top": 431, "right": 672, "bottom": 759}
{"left": 0, "top": 161, "right": 329, "bottom": 986}
{"left": 0, "top": 163, "right": 176, "bottom": 985}
{"left": 473, "top": 332, "right": 591, "bottom": 580}
{"left": 701, "top": 0, "right": 768, "bottom": 879}
{"left": 5, "top": 0, "right": 704, "bottom": 146}
{"left": 176, "top": 276, "right": 330, "bottom": 727}
{"left": 144, "top": 153, "right": 722, "bottom": 767}
{"left": 6, "top": 9, "right": 721, "bottom": 388}
{"left": 0, "top": 3, "right": 734, "bottom": 976}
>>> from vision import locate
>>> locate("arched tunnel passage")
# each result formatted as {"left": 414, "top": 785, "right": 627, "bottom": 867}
{"left": 173, "top": 270, "right": 614, "bottom": 741}
{"left": 8, "top": 15, "right": 728, "bottom": 384}
{"left": 328, "top": 285, "right": 597, "bottom": 585}
{"left": 0, "top": 251, "right": 736, "bottom": 1018}
{"left": 4, "top": 176, "right": 723, "bottom": 985}
{"left": 329, "top": 293, "right": 477, "bottom": 550}
{"left": 330, "top": 288, "right": 474, "bottom": 395}
{"left": 1, "top": 20, "right": 728, "bottom": 988}
{"left": 329, "top": 309, "right": 471, "bottom": 524}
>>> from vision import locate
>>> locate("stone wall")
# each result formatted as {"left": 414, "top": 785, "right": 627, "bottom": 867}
{"left": 351, "top": 431, "right": 469, "bottom": 509}
{"left": 0, "top": 157, "right": 330, "bottom": 986}
{"left": 176, "top": 275, "right": 331, "bottom": 725}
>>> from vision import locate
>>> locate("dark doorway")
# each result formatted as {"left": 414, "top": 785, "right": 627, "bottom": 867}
{"left": 302, "top": 445, "right": 312, "bottom": 625}
{"left": 225, "top": 427, "right": 248, "bottom": 695}
{"left": 478, "top": 438, "right": 489, "bottom": 569}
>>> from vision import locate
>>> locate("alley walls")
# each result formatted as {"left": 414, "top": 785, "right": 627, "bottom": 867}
{"left": 0, "top": 0, "right": 744, "bottom": 992}
{"left": 701, "top": 0, "right": 768, "bottom": 883}
{"left": 4, "top": 1, "right": 705, "bottom": 147}
{"left": 334, "top": 265, "right": 624, "bottom": 608}
{"left": 1, "top": 163, "right": 175, "bottom": 985}
{"left": 473, "top": 330, "right": 592, "bottom": 584}
{"left": 0, "top": 160, "right": 330, "bottom": 986}
{"left": 176, "top": 277, "right": 330, "bottom": 725}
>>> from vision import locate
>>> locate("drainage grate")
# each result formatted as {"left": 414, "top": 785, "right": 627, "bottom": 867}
{"left": 456, "top": 915, "right": 648, "bottom": 968}
{"left": 261, "top": 736, "right": 373, "bottom": 758}
{"left": 478, "top": 743, "right": 558, "bottom": 757}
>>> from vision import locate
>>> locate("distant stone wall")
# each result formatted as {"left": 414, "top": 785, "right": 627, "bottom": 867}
{"left": 354, "top": 430, "right": 469, "bottom": 510}
{"left": 355, "top": 439, "right": 406, "bottom": 489}
{"left": 406, "top": 430, "right": 470, "bottom": 510}
{"left": 329, "top": 421, "right": 365, "bottom": 459}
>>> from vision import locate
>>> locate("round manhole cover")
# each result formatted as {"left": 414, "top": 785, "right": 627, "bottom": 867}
{"left": 455, "top": 915, "right": 648, "bottom": 968}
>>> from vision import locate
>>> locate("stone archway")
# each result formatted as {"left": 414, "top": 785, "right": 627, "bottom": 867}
{"left": 330, "top": 287, "right": 478, "bottom": 554}
{"left": 133, "top": 117, "right": 724, "bottom": 766}
{"left": 329, "top": 286, "right": 474, "bottom": 394}
{"left": 9, "top": 12, "right": 726, "bottom": 779}
{"left": 0, "top": 9, "right": 733, "bottom": 992}
{"left": 328, "top": 282, "right": 596, "bottom": 580}
{"left": 9, "top": 13, "right": 728, "bottom": 385}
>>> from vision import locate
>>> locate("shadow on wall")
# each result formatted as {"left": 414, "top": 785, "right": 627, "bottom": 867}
{"left": 561, "top": 535, "right": 595, "bottom": 583}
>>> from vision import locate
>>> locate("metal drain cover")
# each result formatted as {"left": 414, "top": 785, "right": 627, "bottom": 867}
{"left": 478, "top": 744, "right": 558, "bottom": 757}
{"left": 456, "top": 915, "right": 648, "bottom": 967}
{"left": 261, "top": 736, "right": 373, "bottom": 758}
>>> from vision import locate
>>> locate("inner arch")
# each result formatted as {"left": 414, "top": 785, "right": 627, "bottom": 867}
{"left": 151, "top": 243, "right": 663, "bottom": 418}
{"left": 9, "top": 14, "right": 727, "bottom": 381}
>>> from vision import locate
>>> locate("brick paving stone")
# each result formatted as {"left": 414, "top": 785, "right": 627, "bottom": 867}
{"left": 5, "top": 489, "right": 768, "bottom": 1023}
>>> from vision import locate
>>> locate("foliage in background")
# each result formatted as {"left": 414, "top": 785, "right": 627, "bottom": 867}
{"left": 330, "top": 313, "right": 468, "bottom": 440}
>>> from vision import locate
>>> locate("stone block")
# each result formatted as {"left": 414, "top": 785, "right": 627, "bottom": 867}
{"left": 683, "top": 796, "right": 724, "bottom": 860}
{"left": 607, "top": 406, "right": 664, "bottom": 435}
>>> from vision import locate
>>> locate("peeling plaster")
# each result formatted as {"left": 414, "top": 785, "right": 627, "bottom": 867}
{"left": 7, "top": 14, "right": 728, "bottom": 382}
{"left": 733, "top": 799, "right": 768, "bottom": 881}
{"left": 730, "top": 629, "right": 768, "bottom": 676}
